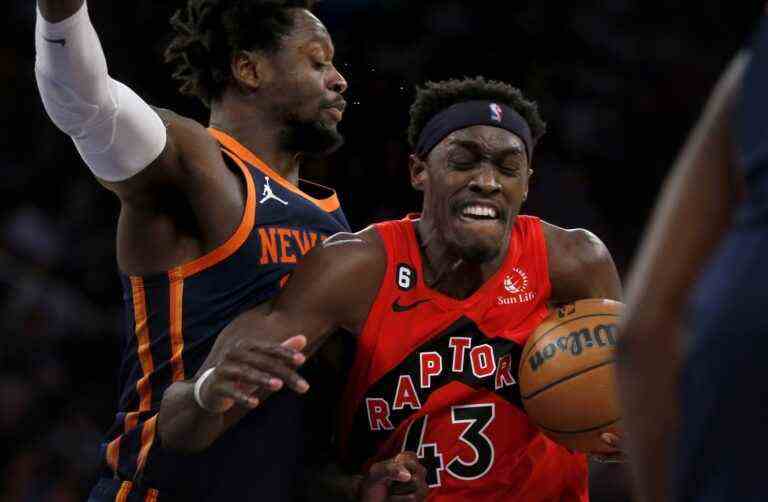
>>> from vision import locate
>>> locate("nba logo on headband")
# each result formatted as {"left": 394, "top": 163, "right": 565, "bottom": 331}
{"left": 489, "top": 103, "right": 503, "bottom": 122}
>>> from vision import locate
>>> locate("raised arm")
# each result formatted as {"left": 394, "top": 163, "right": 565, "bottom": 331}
{"left": 35, "top": 0, "right": 210, "bottom": 202}
{"left": 616, "top": 53, "right": 747, "bottom": 502}
{"left": 157, "top": 231, "right": 387, "bottom": 453}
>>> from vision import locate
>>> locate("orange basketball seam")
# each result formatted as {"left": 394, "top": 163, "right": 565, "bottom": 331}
{"left": 520, "top": 358, "right": 615, "bottom": 400}
{"left": 521, "top": 313, "right": 621, "bottom": 362}
{"left": 537, "top": 417, "right": 621, "bottom": 435}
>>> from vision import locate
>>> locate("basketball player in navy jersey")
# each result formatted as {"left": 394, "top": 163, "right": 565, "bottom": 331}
{"left": 35, "top": 0, "right": 417, "bottom": 500}
{"left": 162, "top": 77, "right": 624, "bottom": 500}
{"left": 618, "top": 7, "right": 768, "bottom": 502}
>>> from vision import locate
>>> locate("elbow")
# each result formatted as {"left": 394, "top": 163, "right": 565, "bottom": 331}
{"left": 156, "top": 417, "right": 203, "bottom": 455}
{"left": 36, "top": 68, "right": 99, "bottom": 137}
{"left": 157, "top": 415, "right": 216, "bottom": 455}
{"left": 156, "top": 384, "right": 216, "bottom": 455}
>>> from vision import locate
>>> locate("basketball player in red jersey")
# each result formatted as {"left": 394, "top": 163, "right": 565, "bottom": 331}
{"left": 162, "top": 77, "right": 623, "bottom": 500}
{"left": 34, "top": 0, "right": 419, "bottom": 500}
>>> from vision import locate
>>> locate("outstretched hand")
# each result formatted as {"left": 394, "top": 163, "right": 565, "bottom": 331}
{"left": 197, "top": 334, "right": 309, "bottom": 413}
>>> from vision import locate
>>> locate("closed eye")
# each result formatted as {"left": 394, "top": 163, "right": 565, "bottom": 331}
{"left": 500, "top": 167, "right": 520, "bottom": 177}
{"left": 447, "top": 146, "right": 479, "bottom": 169}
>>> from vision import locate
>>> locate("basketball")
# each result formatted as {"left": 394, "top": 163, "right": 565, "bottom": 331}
{"left": 519, "top": 299, "right": 623, "bottom": 453}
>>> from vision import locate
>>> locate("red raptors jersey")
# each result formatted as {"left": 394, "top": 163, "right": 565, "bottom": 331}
{"left": 339, "top": 215, "right": 588, "bottom": 501}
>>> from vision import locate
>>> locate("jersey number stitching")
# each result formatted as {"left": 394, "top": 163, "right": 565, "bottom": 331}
{"left": 401, "top": 403, "right": 496, "bottom": 487}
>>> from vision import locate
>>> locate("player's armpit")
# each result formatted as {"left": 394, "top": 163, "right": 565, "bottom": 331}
{"left": 543, "top": 222, "right": 622, "bottom": 303}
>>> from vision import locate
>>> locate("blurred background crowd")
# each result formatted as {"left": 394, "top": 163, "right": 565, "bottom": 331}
{"left": 1, "top": 0, "right": 764, "bottom": 500}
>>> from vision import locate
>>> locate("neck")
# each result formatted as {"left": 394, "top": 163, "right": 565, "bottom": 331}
{"left": 209, "top": 92, "right": 302, "bottom": 185}
{"left": 415, "top": 216, "right": 508, "bottom": 300}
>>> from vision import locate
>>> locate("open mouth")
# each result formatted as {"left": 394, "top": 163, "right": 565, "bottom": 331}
{"left": 457, "top": 203, "right": 503, "bottom": 223}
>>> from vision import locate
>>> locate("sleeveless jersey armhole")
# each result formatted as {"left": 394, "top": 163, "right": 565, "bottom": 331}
{"left": 169, "top": 149, "right": 256, "bottom": 280}
{"left": 528, "top": 216, "right": 552, "bottom": 303}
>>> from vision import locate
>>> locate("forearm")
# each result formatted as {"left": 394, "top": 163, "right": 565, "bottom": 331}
{"left": 157, "top": 379, "right": 227, "bottom": 454}
{"left": 157, "top": 311, "right": 315, "bottom": 453}
{"left": 35, "top": 1, "right": 167, "bottom": 182}
{"left": 38, "top": 0, "right": 84, "bottom": 22}
{"left": 617, "top": 53, "right": 748, "bottom": 502}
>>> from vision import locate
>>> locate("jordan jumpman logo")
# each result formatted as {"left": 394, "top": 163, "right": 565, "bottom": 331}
{"left": 260, "top": 177, "right": 288, "bottom": 205}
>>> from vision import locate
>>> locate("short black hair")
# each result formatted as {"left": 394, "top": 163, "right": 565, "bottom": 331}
{"left": 407, "top": 76, "right": 546, "bottom": 152}
{"left": 165, "top": 0, "right": 318, "bottom": 107}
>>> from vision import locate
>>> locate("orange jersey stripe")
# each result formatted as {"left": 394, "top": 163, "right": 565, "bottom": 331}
{"left": 124, "top": 411, "right": 140, "bottom": 432}
{"left": 168, "top": 274, "right": 185, "bottom": 382}
{"left": 145, "top": 488, "right": 159, "bottom": 502}
{"left": 106, "top": 436, "right": 121, "bottom": 473}
{"left": 176, "top": 152, "right": 256, "bottom": 279}
{"left": 136, "top": 415, "right": 158, "bottom": 475}
{"left": 208, "top": 128, "right": 341, "bottom": 213}
{"left": 115, "top": 481, "right": 132, "bottom": 502}
{"left": 130, "top": 277, "right": 154, "bottom": 412}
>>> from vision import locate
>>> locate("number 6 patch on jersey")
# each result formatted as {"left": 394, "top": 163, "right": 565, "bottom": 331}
{"left": 396, "top": 263, "right": 417, "bottom": 291}
{"left": 401, "top": 403, "right": 496, "bottom": 487}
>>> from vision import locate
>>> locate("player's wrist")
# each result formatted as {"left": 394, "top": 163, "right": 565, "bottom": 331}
{"left": 193, "top": 366, "right": 221, "bottom": 413}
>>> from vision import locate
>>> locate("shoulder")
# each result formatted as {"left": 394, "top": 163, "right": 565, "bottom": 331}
{"left": 152, "top": 108, "right": 221, "bottom": 165}
{"left": 313, "top": 226, "right": 387, "bottom": 270}
{"left": 540, "top": 219, "right": 622, "bottom": 302}
{"left": 541, "top": 221, "right": 612, "bottom": 267}
{"left": 292, "top": 226, "right": 388, "bottom": 298}
{"left": 274, "top": 226, "right": 388, "bottom": 332}
{"left": 103, "top": 108, "right": 222, "bottom": 202}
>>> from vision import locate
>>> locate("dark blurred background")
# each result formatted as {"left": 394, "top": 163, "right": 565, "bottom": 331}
{"left": 1, "top": 0, "right": 764, "bottom": 500}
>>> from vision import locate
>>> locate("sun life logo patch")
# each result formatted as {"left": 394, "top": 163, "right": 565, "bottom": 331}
{"left": 503, "top": 268, "right": 528, "bottom": 294}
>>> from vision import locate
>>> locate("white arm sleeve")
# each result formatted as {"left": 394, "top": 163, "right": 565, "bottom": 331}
{"left": 34, "top": 1, "right": 167, "bottom": 182}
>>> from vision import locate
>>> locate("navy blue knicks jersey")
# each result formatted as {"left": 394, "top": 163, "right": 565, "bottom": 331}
{"left": 89, "top": 128, "right": 349, "bottom": 502}
{"left": 676, "top": 13, "right": 768, "bottom": 502}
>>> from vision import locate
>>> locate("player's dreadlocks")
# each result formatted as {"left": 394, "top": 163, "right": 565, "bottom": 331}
{"left": 408, "top": 76, "right": 547, "bottom": 151}
{"left": 165, "top": 0, "right": 318, "bottom": 107}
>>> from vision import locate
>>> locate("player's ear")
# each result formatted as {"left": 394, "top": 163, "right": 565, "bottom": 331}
{"left": 523, "top": 168, "right": 533, "bottom": 203}
{"left": 232, "top": 50, "right": 270, "bottom": 92}
{"left": 409, "top": 154, "right": 428, "bottom": 192}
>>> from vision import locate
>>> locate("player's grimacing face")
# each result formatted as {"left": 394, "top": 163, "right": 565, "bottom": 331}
{"left": 418, "top": 125, "right": 531, "bottom": 263}
{"left": 264, "top": 9, "right": 347, "bottom": 154}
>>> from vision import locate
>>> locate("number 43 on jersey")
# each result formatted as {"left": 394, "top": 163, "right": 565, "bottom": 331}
{"left": 401, "top": 403, "right": 496, "bottom": 487}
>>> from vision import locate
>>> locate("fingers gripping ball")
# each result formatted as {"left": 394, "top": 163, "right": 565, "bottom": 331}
{"left": 519, "top": 299, "right": 623, "bottom": 453}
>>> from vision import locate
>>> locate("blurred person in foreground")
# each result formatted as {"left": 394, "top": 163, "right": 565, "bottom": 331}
{"left": 618, "top": 7, "right": 768, "bottom": 502}
{"left": 164, "top": 76, "right": 624, "bottom": 500}
{"left": 34, "top": 0, "right": 418, "bottom": 500}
